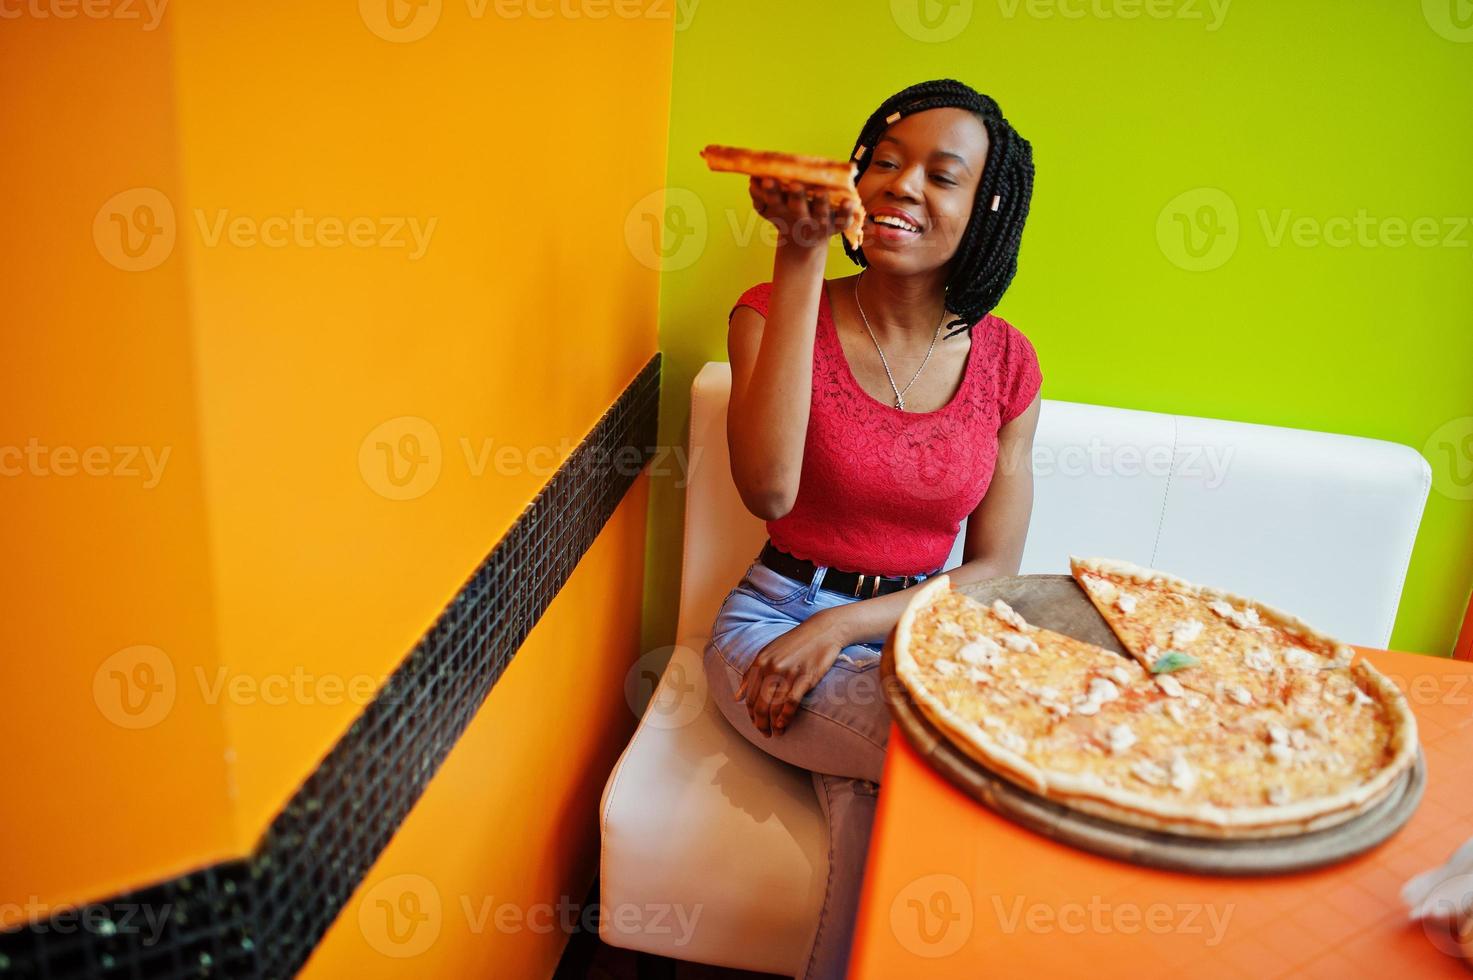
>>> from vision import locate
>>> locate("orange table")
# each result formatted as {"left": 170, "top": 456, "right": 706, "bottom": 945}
{"left": 849, "top": 649, "right": 1473, "bottom": 979}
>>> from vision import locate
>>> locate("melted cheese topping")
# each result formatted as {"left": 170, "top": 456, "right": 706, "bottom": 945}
{"left": 903, "top": 587, "right": 1402, "bottom": 811}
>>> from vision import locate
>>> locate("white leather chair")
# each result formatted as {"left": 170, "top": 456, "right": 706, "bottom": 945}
{"left": 599, "top": 361, "right": 1431, "bottom": 975}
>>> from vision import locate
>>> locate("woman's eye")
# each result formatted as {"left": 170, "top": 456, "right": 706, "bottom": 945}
{"left": 872, "top": 160, "right": 954, "bottom": 184}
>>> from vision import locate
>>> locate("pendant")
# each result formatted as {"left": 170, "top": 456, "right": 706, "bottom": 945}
{"left": 894, "top": 396, "right": 905, "bottom": 410}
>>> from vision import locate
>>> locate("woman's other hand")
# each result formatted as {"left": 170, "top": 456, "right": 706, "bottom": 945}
{"left": 734, "top": 613, "right": 845, "bottom": 736}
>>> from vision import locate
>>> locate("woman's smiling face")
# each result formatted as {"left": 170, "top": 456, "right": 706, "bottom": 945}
{"left": 857, "top": 106, "right": 990, "bottom": 277}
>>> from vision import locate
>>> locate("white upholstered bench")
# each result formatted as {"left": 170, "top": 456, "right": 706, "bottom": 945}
{"left": 599, "top": 360, "right": 1430, "bottom": 975}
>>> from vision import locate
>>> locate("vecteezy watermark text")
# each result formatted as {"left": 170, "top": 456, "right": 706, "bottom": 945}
{"left": 991, "top": 894, "right": 1235, "bottom": 943}
{"left": 1258, "top": 209, "right": 1472, "bottom": 251}
{"left": 0, "top": 899, "right": 173, "bottom": 947}
{"left": 355, "top": 874, "right": 702, "bottom": 958}
{"left": 93, "top": 188, "right": 439, "bottom": 272}
{"left": 1158, "top": 187, "right": 1473, "bottom": 272}
{"left": 193, "top": 209, "right": 437, "bottom": 259}
{"left": 92, "top": 645, "right": 400, "bottom": 730}
{"left": 995, "top": 0, "right": 1230, "bottom": 30}
{"left": 0, "top": 439, "right": 170, "bottom": 488}
{"left": 359, "top": 0, "right": 700, "bottom": 43}
{"left": 358, "top": 415, "right": 700, "bottom": 501}
{"left": 0, "top": 0, "right": 167, "bottom": 29}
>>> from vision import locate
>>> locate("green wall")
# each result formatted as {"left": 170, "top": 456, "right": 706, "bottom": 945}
{"left": 641, "top": 0, "right": 1473, "bottom": 656}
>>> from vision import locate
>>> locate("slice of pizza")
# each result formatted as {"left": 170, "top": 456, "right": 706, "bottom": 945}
{"left": 1068, "top": 556, "right": 1354, "bottom": 708}
{"left": 699, "top": 144, "right": 855, "bottom": 185}
{"left": 894, "top": 581, "right": 1148, "bottom": 793}
{"left": 698, "top": 144, "right": 866, "bottom": 251}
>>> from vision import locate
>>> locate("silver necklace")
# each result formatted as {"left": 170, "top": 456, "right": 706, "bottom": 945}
{"left": 853, "top": 270, "right": 945, "bottom": 411}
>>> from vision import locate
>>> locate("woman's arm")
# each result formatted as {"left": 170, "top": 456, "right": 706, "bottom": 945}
{"left": 726, "top": 246, "right": 824, "bottom": 520}
{"left": 727, "top": 179, "right": 855, "bottom": 520}
{"left": 812, "top": 393, "right": 1043, "bottom": 647}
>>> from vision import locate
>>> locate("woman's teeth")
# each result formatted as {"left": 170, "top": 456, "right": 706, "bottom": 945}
{"left": 872, "top": 215, "right": 921, "bottom": 233}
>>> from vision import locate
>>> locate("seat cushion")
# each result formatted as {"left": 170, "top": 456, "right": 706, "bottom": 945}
{"left": 598, "top": 639, "right": 827, "bottom": 974}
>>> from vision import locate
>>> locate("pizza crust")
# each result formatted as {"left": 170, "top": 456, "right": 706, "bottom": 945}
{"left": 699, "top": 144, "right": 855, "bottom": 186}
{"left": 892, "top": 571, "right": 1421, "bottom": 840}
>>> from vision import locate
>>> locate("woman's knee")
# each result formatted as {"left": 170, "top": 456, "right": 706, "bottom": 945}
{"left": 798, "top": 665, "right": 891, "bottom": 771}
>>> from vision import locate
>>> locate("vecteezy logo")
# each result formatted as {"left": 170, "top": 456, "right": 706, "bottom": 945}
{"left": 360, "top": 0, "right": 442, "bottom": 42}
{"left": 93, "top": 188, "right": 176, "bottom": 272}
{"left": 359, "top": 874, "right": 442, "bottom": 957}
{"left": 358, "top": 416, "right": 443, "bottom": 500}
{"left": 890, "top": 0, "right": 973, "bottom": 42}
{"left": 889, "top": 873, "right": 973, "bottom": 957}
{"left": 1156, "top": 187, "right": 1239, "bottom": 271}
{"left": 1425, "top": 417, "right": 1473, "bottom": 501}
{"left": 1414, "top": 872, "right": 1473, "bottom": 957}
{"left": 1424, "top": 0, "right": 1473, "bottom": 42}
{"left": 623, "top": 188, "right": 707, "bottom": 272}
{"left": 623, "top": 646, "right": 706, "bottom": 729}
{"left": 93, "top": 645, "right": 177, "bottom": 729}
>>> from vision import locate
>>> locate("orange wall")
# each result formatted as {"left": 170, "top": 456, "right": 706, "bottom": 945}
{"left": 0, "top": 12, "right": 235, "bottom": 922}
{"left": 3, "top": 4, "right": 673, "bottom": 971}
{"left": 164, "top": 0, "right": 673, "bottom": 857}
{"left": 301, "top": 475, "right": 649, "bottom": 978}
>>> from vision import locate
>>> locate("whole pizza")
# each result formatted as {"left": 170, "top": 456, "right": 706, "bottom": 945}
{"left": 891, "top": 557, "right": 1419, "bottom": 838}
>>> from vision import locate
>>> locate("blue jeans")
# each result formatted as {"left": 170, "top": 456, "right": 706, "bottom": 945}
{"left": 702, "top": 552, "right": 938, "bottom": 980}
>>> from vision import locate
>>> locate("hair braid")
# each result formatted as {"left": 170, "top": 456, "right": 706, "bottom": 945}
{"left": 841, "top": 79, "right": 1035, "bottom": 340}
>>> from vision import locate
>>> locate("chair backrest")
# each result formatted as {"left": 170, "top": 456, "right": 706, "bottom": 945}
{"left": 675, "top": 363, "right": 772, "bottom": 647}
{"left": 680, "top": 362, "right": 1430, "bottom": 650}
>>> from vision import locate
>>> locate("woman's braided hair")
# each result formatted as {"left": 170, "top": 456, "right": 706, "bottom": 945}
{"left": 842, "top": 78, "right": 1035, "bottom": 340}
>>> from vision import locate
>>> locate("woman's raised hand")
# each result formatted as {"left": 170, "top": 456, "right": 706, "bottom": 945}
{"left": 748, "top": 175, "right": 855, "bottom": 252}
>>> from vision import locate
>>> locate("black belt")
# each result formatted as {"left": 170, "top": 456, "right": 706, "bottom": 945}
{"left": 758, "top": 540, "right": 938, "bottom": 599}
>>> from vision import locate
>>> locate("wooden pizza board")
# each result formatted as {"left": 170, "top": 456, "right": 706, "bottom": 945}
{"left": 880, "top": 574, "right": 1426, "bottom": 876}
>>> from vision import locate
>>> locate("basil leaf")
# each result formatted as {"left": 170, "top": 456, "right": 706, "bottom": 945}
{"left": 1150, "top": 651, "right": 1199, "bottom": 674}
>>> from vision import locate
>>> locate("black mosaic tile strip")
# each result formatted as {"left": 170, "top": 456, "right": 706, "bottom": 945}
{"left": 1, "top": 354, "right": 661, "bottom": 979}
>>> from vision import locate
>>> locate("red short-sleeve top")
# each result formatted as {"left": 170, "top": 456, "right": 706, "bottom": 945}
{"left": 729, "top": 280, "right": 1042, "bottom": 578}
